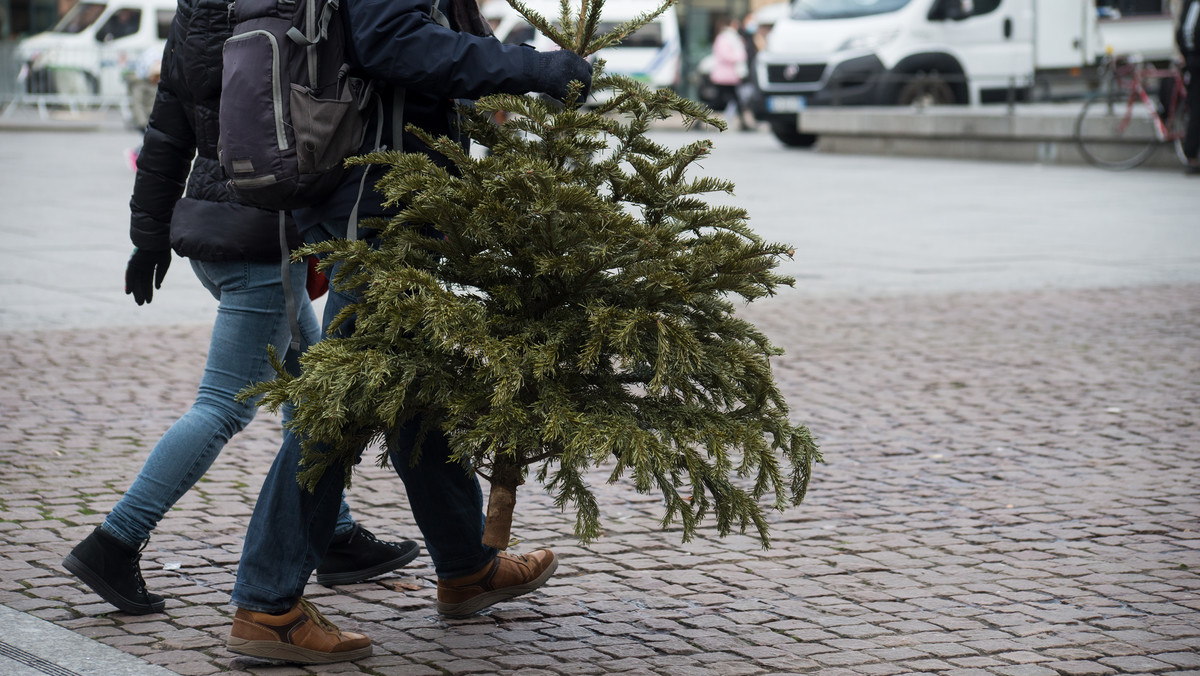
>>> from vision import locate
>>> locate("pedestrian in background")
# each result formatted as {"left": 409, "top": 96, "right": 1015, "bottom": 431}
{"left": 62, "top": 0, "right": 419, "bottom": 616}
{"left": 1178, "top": 0, "right": 1200, "bottom": 174}
{"left": 710, "top": 15, "right": 752, "bottom": 131}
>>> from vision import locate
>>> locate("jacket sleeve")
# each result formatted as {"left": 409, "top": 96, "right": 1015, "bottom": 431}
{"left": 128, "top": 32, "right": 197, "bottom": 252}
{"left": 345, "top": 0, "right": 543, "bottom": 100}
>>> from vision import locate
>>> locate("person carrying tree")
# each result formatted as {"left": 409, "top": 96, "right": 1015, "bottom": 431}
{"left": 62, "top": 0, "right": 422, "bottom": 617}
{"left": 224, "top": 0, "right": 592, "bottom": 664}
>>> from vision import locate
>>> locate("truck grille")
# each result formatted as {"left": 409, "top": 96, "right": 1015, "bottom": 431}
{"left": 766, "top": 63, "right": 826, "bottom": 84}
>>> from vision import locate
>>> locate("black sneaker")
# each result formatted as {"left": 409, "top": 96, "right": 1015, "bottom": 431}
{"left": 316, "top": 524, "right": 420, "bottom": 586}
{"left": 63, "top": 526, "right": 165, "bottom": 615}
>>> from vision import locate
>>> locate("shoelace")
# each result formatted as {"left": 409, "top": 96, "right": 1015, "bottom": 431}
{"left": 297, "top": 598, "right": 340, "bottom": 634}
{"left": 354, "top": 527, "right": 381, "bottom": 546}
{"left": 499, "top": 551, "right": 528, "bottom": 565}
{"left": 131, "top": 541, "right": 152, "bottom": 595}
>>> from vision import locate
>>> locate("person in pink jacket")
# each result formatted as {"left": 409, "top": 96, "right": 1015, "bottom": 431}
{"left": 709, "top": 17, "right": 752, "bottom": 130}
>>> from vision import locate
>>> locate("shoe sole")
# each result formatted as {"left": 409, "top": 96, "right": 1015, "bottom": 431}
{"left": 227, "top": 637, "right": 371, "bottom": 664}
{"left": 62, "top": 553, "right": 164, "bottom": 615}
{"left": 315, "top": 542, "right": 421, "bottom": 586}
{"left": 437, "top": 555, "right": 559, "bottom": 618}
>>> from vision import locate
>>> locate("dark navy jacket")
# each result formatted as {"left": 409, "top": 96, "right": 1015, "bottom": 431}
{"left": 294, "top": 0, "right": 544, "bottom": 230}
{"left": 130, "top": 0, "right": 302, "bottom": 261}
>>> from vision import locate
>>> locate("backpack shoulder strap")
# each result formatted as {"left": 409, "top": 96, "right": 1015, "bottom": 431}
{"left": 391, "top": 0, "right": 452, "bottom": 149}
{"left": 349, "top": 0, "right": 454, "bottom": 242}
{"left": 430, "top": 0, "right": 450, "bottom": 29}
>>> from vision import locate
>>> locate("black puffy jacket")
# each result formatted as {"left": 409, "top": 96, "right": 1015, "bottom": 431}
{"left": 129, "top": 0, "right": 300, "bottom": 261}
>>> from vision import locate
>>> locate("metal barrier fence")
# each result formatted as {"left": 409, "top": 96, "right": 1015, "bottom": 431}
{"left": 0, "top": 40, "right": 148, "bottom": 124}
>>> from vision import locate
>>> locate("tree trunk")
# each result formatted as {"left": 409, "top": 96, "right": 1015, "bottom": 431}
{"left": 482, "top": 458, "right": 522, "bottom": 550}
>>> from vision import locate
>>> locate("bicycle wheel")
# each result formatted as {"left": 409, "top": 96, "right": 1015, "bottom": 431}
{"left": 1075, "top": 89, "right": 1160, "bottom": 170}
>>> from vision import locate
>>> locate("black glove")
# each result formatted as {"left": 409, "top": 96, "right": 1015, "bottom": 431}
{"left": 534, "top": 50, "right": 593, "bottom": 103}
{"left": 125, "top": 247, "right": 171, "bottom": 305}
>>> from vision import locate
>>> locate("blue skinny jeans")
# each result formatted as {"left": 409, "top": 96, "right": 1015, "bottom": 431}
{"left": 102, "top": 258, "right": 355, "bottom": 549}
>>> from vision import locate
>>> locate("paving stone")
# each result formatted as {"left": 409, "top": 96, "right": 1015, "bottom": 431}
{"left": 993, "top": 666, "right": 1059, "bottom": 676}
{"left": 1098, "top": 655, "right": 1176, "bottom": 672}
{"left": 1046, "top": 661, "right": 1119, "bottom": 676}
{"left": 919, "top": 643, "right": 981, "bottom": 658}
{"left": 810, "top": 651, "right": 877, "bottom": 667}
{"left": 1157, "top": 652, "right": 1200, "bottom": 668}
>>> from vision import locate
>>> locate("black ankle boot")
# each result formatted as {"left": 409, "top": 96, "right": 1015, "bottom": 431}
{"left": 316, "top": 524, "right": 420, "bottom": 586}
{"left": 63, "top": 526, "right": 165, "bottom": 615}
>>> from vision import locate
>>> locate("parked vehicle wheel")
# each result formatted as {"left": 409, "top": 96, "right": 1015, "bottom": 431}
{"left": 24, "top": 67, "right": 56, "bottom": 94}
{"left": 895, "top": 70, "right": 957, "bottom": 106}
{"left": 43, "top": 68, "right": 101, "bottom": 96}
{"left": 769, "top": 121, "right": 817, "bottom": 148}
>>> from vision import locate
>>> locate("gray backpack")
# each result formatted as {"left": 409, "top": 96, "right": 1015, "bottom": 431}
{"left": 217, "top": 0, "right": 448, "bottom": 352}
{"left": 218, "top": 0, "right": 366, "bottom": 212}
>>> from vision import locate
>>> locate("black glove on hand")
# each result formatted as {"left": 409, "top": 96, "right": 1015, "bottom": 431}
{"left": 534, "top": 50, "right": 593, "bottom": 103}
{"left": 125, "top": 248, "right": 171, "bottom": 305}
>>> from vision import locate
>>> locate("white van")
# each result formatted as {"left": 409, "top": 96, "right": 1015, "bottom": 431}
{"left": 16, "top": 0, "right": 176, "bottom": 97}
{"left": 752, "top": 0, "right": 1173, "bottom": 146}
{"left": 481, "top": 0, "right": 682, "bottom": 103}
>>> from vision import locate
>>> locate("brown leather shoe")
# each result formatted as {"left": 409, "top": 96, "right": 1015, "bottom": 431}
{"left": 227, "top": 598, "right": 371, "bottom": 664}
{"left": 437, "top": 549, "right": 558, "bottom": 618}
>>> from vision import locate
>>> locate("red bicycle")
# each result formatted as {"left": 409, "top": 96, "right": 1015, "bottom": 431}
{"left": 1074, "top": 52, "right": 1192, "bottom": 170}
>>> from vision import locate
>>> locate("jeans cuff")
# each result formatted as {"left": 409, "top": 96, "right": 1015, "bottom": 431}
{"left": 99, "top": 520, "right": 141, "bottom": 550}
{"left": 434, "top": 546, "right": 498, "bottom": 580}
{"left": 230, "top": 583, "right": 296, "bottom": 615}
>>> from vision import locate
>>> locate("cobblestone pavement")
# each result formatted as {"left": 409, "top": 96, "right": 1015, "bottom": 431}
{"left": 1, "top": 283, "right": 1198, "bottom": 675}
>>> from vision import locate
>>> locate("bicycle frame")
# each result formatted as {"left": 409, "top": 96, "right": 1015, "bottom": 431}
{"left": 1104, "top": 62, "right": 1185, "bottom": 143}
{"left": 1075, "top": 56, "right": 1191, "bottom": 170}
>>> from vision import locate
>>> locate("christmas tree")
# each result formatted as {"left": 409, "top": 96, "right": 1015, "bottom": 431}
{"left": 247, "top": 0, "right": 820, "bottom": 549}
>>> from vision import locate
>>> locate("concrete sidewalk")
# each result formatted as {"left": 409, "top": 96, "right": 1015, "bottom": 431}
{"left": 0, "top": 604, "right": 174, "bottom": 675}
{"left": 800, "top": 103, "right": 1186, "bottom": 169}
{"left": 1, "top": 284, "right": 1198, "bottom": 675}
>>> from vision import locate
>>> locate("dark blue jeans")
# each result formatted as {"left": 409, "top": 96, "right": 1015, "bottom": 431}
{"left": 230, "top": 223, "right": 496, "bottom": 613}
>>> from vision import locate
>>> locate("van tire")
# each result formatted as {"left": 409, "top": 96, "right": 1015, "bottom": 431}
{"left": 894, "top": 70, "right": 959, "bottom": 106}
{"left": 770, "top": 121, "right": 817, "bottom": 148}
{"left": 25, "top": 68, "right": 55, "bottom": 94}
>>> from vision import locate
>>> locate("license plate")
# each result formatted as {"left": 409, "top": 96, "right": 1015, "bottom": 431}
{"left": 766, "top": 95, "right": 806, "bottom": 113}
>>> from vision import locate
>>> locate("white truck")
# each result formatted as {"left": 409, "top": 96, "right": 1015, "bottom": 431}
{"left": 481, "top": 0, "right": 682, "bottom": 101}
{"left": 752, "top": 0, "right": 1176, "bottom": 146}
{"left": 15, "top": 0, "right": 176, "bottom": 98}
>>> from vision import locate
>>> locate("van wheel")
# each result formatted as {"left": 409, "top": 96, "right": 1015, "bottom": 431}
{"left": 895, "top": 70, "right": 958, "bottom": 106}
{"left": 25, "top": 68, "right": 56, "bottom": 94}
{"left": 770, "top": 121, "right": 817, "bottom": 148}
